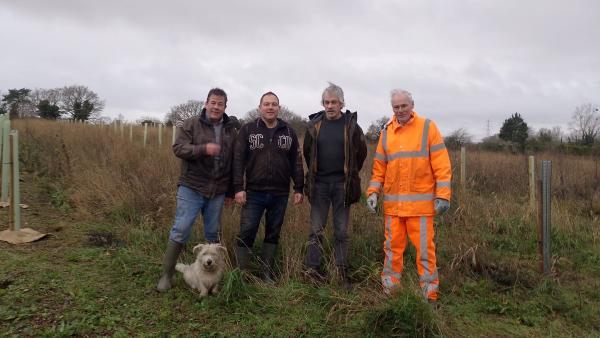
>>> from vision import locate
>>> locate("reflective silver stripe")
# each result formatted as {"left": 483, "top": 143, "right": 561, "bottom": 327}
{"left": 422, "top": 282, "right": 439, "bottom": 298}
{"left": 381, "top": 119, "right": 432, "bottom": 162}
{"left": 384, "top": 216, "right": 394, "bottom": 281}
{"left": 383, "top": 267, "right": 401, "bottom": 280}
{"left": 369, "top": 181, "right": 382, "bottom": 188}
{"left": 436, "top": 181, "right": 451, "bottom": 188}
{"left": 387, "top": 150, "right": 428, "bottom": 160}
{"left": 384, "top": 194, "right": 434, "bottom": 202}
{"left": 421, "top": 119, "right": 430, "bottom": 152}
{"left": 419, "top": 216, "right": 430, "bottom": 280}
{"left": 382, "top": 128, "right": 388, "bottom": 155}
{"left": 430, "top": 143, "right": 446, "bottom": 152}
{"left": 382, "top": 276, "right": 395, "bottom": 289}
{"left": 418, "top": 216, "right": 439, "bottom": 286}
{"left": 374, "top": 152, "right": 386, "bottom": 161}
{"left": 419, "top": 270, "right": 439, "bottom": 282}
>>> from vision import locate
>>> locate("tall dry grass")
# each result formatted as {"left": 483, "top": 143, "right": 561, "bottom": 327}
{"left": 14, "top": 119, "right": 600, "bottom": 284}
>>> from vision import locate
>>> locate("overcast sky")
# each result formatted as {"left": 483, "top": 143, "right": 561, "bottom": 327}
{"left": 1, "top": 0, "right": 598, "bottom": 140}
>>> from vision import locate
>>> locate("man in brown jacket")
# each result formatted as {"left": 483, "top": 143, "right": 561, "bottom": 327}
{"left": 303, "top": 83, "right": 367, "bottom": 290}
{"left": 157, "top": 88, "right": 237, "bottom": 292}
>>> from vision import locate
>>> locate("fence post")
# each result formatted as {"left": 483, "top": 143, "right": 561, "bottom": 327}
{"left": 10, "top": 130, "right": 20, "bottom": 231}
{"left": 158, "top": 123, "right": 163, "bottom": 147}
{"left": 172, "top": 125, "right": 177, "bottom": 145}
{"left": 129, "top": 124, "right": 133, "bottom": 142}
{"left": 1, "top": 118, "right": 11, "bottom": 204}
{"left": 529, "top": 155, "right": 535, "bottom": 212}
{"left": 0, "top": 114, "right": 5, "bottom": 203}
{"left": 143, "top": 123, "right": 148, "bottom": 147}
{"left": 460, "top": 146, "right": 466, "bottom": 189}
{"left": 537, "top": 160, "right": 552, "bottom": 275}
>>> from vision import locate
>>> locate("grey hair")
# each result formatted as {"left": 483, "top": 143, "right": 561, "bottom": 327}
{"left": 321, "top": 82, "right": 345, "bottom": 108}
{"left": 390, "top": 89, "right": 414, "bottom": 104}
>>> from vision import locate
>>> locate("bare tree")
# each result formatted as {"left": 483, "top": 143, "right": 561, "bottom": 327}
{"left": 60, "top": 85, "right": 105, "bottom": 121}
{"left": 536, "top": 126, "right": 563, "bottom": 144}
{"left": 444, "top": 128, "right": 473, "bottom": 150}
{"left": 570, "top": 103, "right": 600, "bottom": 145}
{"left": 30, "top": 88, "right": 62, "bottom": 107}
{"left": 165, "top": 100, "right": 203, "bottom": 127}
{"left": 243, "top": 105, "right": 307, "bottom": 134}
{"left": 365, "top": 116, "right": 390, "bottom": 142}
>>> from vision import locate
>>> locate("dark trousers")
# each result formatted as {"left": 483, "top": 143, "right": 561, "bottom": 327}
{"left": 305, "top": 181, "right": 350, "bottom": 268}
{"left": 236, "top": 190, "right": 289, "bottom": 248}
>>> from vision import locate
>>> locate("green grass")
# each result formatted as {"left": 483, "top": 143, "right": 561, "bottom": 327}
{"left": 2, "top": 211, "right": 599, "bottom": 337}
{"left": 2, "top": 127, "right": 599, "bottom": 337}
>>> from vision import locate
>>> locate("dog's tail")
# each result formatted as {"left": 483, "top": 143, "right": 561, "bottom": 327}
{"left": 175, "top": 263, "right": 187, "bottom": 273}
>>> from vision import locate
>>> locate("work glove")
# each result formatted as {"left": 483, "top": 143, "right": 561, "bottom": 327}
{"left": 366, "top": 193, "right": 378, "bottom": 213}
{"left": 434, "top": 198, "right": 450, "bottom": 215}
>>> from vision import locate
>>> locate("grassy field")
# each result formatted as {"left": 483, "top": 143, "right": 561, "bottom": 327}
{"left": 1, "top": 119, "right": 599, "bottom": 337}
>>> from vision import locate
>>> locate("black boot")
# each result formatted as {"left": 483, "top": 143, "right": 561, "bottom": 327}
{"left": 338, "top": 267, "right": 352, "bottom": 292}
{"left": 235, "top": 245, "right": 251, "bottom": 271}
{"left": 156, "top": 241, "right": 184, "bottom": 292}
{"left": 260, "top": 243, "right": 277, "bottom": 284}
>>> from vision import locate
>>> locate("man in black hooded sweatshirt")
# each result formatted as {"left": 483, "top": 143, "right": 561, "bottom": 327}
{"left": 233, "top": 91, "right": 304, "bottom": 283}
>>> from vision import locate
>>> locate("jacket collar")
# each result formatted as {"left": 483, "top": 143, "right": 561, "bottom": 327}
{"left": 388, "top": 111, "right": 417, "bottom": 131}
{"left": 200, "top": 108, "right": 231, "bottom": 126}
{"left": 254, "top": 117, "right": 288, "bottom": 131}
{"left": 308, "top": 110, "right": 356, "bottom": 126}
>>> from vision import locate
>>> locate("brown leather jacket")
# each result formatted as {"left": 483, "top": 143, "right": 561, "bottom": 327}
{"left": 173, "top": 109, "right": 237, "bottom": 197}
{"left": 303, "top": 110, "right": 367, "bottom": 205}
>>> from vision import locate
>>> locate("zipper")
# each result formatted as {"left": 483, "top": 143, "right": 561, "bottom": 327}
{"left": 268, "top": 130, "right": 273, "bottom": 189}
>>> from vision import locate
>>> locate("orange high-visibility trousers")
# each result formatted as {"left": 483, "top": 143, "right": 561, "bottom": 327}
{"left": 381, "top": 215, "right": 439, "bottom": 300}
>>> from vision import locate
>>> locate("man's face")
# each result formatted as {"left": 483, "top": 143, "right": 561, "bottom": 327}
{"left": 205, "top": 95, "right": 226, "bottom": 122}
{"left": 392, "top": 94, "right": 414, "bottom": 124}
{"left": 322, "top": 92, "right": 343, "bottom": 120}
{"left": 259, "top": 94, "right": 280, "bottom": 123}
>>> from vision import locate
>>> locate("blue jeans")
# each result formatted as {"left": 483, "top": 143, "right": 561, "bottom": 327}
{"left": 168, "top": 185, "right": 225, "bottom": 244}
{"left": 236, "top": 191, "right": 289, "bottom": 248}
{"left": 305, "top": 181, "right": 350, "bottom": 268}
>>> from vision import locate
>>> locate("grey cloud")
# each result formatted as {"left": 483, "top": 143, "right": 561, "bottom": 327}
{"left": 1, "top": 0, "right": 599, "bottom": 141}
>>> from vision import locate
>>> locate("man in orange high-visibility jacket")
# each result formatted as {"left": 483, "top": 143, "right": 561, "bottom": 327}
{"left": 366, "top": 89, "right": 451, "bottom": 303}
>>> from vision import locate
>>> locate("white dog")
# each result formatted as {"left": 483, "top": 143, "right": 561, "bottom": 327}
{"left": 175, "top": 243, "right": 228, "bottom": 297}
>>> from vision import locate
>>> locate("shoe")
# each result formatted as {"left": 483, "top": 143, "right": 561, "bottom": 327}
{"left": 235, "top": 245, "right": 251, "bottom": 271}
{"left": 338, "top": 267, "right": 352, "bottom": 292}
{"left": 260, "top": 243, "right": 277, "bottom": 284}
{"left": 156, "top": 241, "right": 184, "bottom": 292}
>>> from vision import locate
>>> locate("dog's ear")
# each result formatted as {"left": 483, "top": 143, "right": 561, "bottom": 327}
{"left": 217, "top": 245, "right": 228, "bottom": 257}
{"left": 192, "top": 244, "right": 205, "bottom": 256}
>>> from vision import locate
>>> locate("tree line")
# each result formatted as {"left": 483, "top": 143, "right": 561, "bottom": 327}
{"left": 363, "top": 103, "right": 600, "bottom": 155}
{"left": 4, "top": 85, "right": 598, "bottom": 154}
{"left": 163, "top": 99, "right": 307, "bottom": 134}
{"left": 0, "top": 86, "right": 105, "bottom": 121}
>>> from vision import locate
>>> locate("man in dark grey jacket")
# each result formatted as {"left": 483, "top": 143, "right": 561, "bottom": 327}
{"left": 303, "top": 82, "right": 367, "bottom": 291}
{"left": 157, "top": 88, "right": 237, "bottom": 292}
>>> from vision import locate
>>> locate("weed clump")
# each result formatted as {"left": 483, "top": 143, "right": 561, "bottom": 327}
{"left": 217, "top": 269, "right": 253, "bottom": 304}
{"left": 363, "top": 290, "right": 440, "bottom": 337}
